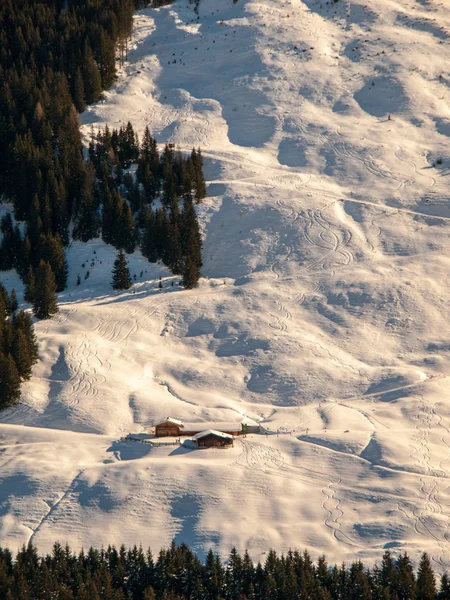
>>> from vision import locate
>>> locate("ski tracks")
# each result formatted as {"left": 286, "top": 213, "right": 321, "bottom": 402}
{"left": 326, "top": 138, "right": 415, "bottom": 190}
{"left": 269, "top": 299, "right": 291, "bottom": 333}
{"left": 66, "top": 336, "right": 107, "bottom": 406}
{"left": 235, "top": 439, "right": 355, "bottom": 546}
{"left": 41, "top": 308, "right": 78, "bottom": 335}
{"left": 28, "top": 470, "right": 84, "bottom": 547}
{"left": 269, "top": 204, "right": 353, "bottom": 331}
{"left": 300, "top": 209, "right": 353, "bottom": 277}
{"left": 401, "top": 395, "right": 450, "bottom": 568}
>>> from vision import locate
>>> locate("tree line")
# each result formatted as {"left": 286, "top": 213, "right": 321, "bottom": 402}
{"left": 0, "top": 284, "right": 38, "bottom": 410}
{"left": 0, "top": 0, "right": 204, "bottom": 300}
{"left": 0, "top": 0, "right": 203, "bottom": 406}
{"left": 86, "top": 124, "right": 204, "bottom": 289}
{"left": 0, "top": 542, "right": 447, "bottom": 600}
{"left": 0, "top": 0, "right": 204, "bottom": 293}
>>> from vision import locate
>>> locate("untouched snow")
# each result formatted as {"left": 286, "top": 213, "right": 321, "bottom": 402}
{"left": 2, "top": 0, "right": 450, "bottom": 569}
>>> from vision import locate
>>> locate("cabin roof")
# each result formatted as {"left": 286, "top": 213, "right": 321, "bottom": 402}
{"left": 183, "top": 422, "right": 241, "bottom": 432}
{"left": 155, "top": 417, "right": 184, "bottom": 427}
{"left": 193, "top": 429, "right": 234, "bottom": 440}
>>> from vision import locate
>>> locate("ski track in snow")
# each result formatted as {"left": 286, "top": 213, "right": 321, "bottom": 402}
{"left": 1, "top": 0, "right": 450, "bottom": 568}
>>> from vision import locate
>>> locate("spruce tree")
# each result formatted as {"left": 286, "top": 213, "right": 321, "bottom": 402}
{"left": 73, "top": 67, "right": 86, "bottom": 113}
{"left": 38, "top": 234, "right": 68, "bottom": 292}
{"left": 11, "top": 330, "right": 32, "bottom": 380}
{"left": 439, "top": 573, "right": 450, "bottom": 600}
{"left": 141, "top": 209, "right": 159, "bottom": 263}
{"left": 0, "top": 352, "right": 21, "bottom": 409}
{"left": 111, "top": 250, "right": 131, "bottom": 290}
{"left": 83, "top": 43, "right": 103, "bottom": 105}
{"left": 180, "top": 195, "right": 202, "bottom": 288}
{"left": 72, "top": 163, "right": 100, "bottom": 242}
{"left": 417, "top": 553, "right": 436, "bottom": 600}
{"left": 9, "top": 289, "right": 18, "bottom": 313}
{"left": 14, "top": 311, "right": 38, "bottom": 365}
{"left": 182, "top": 254, "right": 201, "bottom": 289}
{"left": 24, "top": 266, "right": 35, "bottom": 304}
{"left": 33, "top": 261, "right": 58, "bottom": 320}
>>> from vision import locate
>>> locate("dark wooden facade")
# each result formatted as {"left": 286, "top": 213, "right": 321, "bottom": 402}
{"left": 196, "top": 433, "right": 234, "bottom": 448}
{"left": 155, "top": 422, "right": 182, "bottom": 437}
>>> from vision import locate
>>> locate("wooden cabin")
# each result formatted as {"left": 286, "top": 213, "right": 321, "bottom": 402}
{"left": 153, "top": 417, "right": 243, "bottom": 437}
{"left": 193, "top": 430, "right": 234, "bottom": 448}
{"left": 183, "top": 421, "right": 242, "bottom": 436}
{"left": 154, "top": 417, "right": 184, "bottom": 437}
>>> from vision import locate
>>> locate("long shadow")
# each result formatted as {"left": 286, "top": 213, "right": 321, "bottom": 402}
{"left": 131, "top": 0, "right": 276, "bottom": 147}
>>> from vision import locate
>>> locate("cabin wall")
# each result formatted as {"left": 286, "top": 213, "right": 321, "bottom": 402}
{"left": 197, "top": 435, "right": 234, "bottom": 448}
{"left": 155, "top": 425, "right": 181, "bottom": 437}
{"left": 184, "top": 429, "right": 240, "bottom": 436}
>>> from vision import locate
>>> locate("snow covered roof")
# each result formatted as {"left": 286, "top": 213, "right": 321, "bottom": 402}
{"left": 193, "top": 429, "right": 234, "bottom": 440}
{"left": 183, "top": 422, "right": 241, "bottom": 432}
{"left": 154, "top": 417, "right": 184, "bottom": 427}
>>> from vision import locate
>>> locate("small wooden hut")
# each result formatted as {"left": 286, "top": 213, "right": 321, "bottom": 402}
{"left": 154, "top": 417, "right": 184, "bottom": 437}
{"left": 193, "top": 430, "right": 234, "bottom": 448}
{"left": 153, "top": 417, "right": 243, "bottom": 437}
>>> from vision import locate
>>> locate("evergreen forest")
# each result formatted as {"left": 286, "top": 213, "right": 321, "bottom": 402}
{"left": 0, "top": 283, "right": 39, "bottom": 410}
{"left": 0, "top": 542, "right": 447, "bottom": 600}
{"left": 0, "top": 0, "right": 204, "bottom": 405}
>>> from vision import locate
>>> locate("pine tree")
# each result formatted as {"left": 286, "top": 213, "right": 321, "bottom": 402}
{"left": 83, "top": 43, "right": 102, "bottom": 105}
{"left": 417, "top": 553, "right": 436, "bottom": 600}
{"left": 0, "top": 283, "right": 11, "bottom": 319}
{"left": 73, "top": 67, "right": 86, "bottom": 113}
{"left": 180, "top": 195, "right": 202, "bottom": 288}
{"left": 38, "top": 234, "right": 68, "bottom": 292}
{"left": 140, "top": 209, "right": 159, "bottom": 263}
{"left": 11, "top": 330, "right": 32, "bottom": 380}
{"left": 439, "top": 573, "right": 450, "bottom": 600}
{"left": 111, "top": 250, "right": 131, "bottom": 290}
{"left": 0, "top": 352, "right": 21, "bottom": 409}
{"left": 14, "top": 311, "right": 38, "bottom": 365}
{"left": 182, "top": 254, "right": 201, "bottom": 289}
{"left": 33, "top": 261, "right": 58, "bottom": 320}
{"left": 72, "top": 163, "right": 100, "bottom": 242}
{"left": 119, "top": 201, "right": 137, "bottom": 254}
{"left": 396, "top": 552, "right": 416, "bottom": 600}
{"left": 191, "top": 148, "right": 206, "bottom": 201}
{"left": 9, "top": 289, "right": 18, "bottom": 313}
{"left": 24, "top": 266, "right": 35, "bottom": 304}
{"left": 16, "top": 235, "right": 31, "bottom": 280}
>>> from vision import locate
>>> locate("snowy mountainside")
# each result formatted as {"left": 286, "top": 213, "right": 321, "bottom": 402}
{"left": 2, "top": 0, "right": 450, "bottom": 568}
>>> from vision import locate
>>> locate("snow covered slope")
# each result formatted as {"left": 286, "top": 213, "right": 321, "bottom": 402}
{"left": 2, "top": 0, "right": 450, "bottom": 568}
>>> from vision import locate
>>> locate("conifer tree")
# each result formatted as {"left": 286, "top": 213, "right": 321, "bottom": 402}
{"left": 0, "top": 352, "right": 21, "bottom": 409}
{"left": 33, "top": 261, "right": 58, "bottom": 320}
{"left": 24, "top": 266, "right": 35, "bottom": 304}
{"left": 396, "top": 552, "right": 416, "bottom": 600}
{"left": 0, "top": 284, "right": 10, "bottom": 320}
{"left": 141, "top": 209, "right": 159, "bottom": 263}
{"left": 83, "top": 43, "right": 103, "bottom": 105}
{"left": 11, "top": 330, "right": 32, "bottom": 381}
{"left": 180, "top": 195, "right": 202, "bottom": 288}
{"left": 38, "top": 234, "right": 68, "bottom": 292}
{"left": 9, "top": 289, "right": 18, "bottom": 313}
{"left": 73, "top": 162, "right": 100, "bottom": 243}
{"left": 191, "top": 148, "right": 206, "bottom": 201}
{"left": 182, "top": 254, "right": 201, "bottom": 290}
{"left": 14, "top": 311, "right": 38, "bottom": 365}
{"left": 73, "top": 67, "right": 86, "bottom": 113}
{"left": 18, "top": 235, "right": 32, "bottom": 279}
{"left": 417, "top": 553, "right": 436, "bottom": 600}
{"left": 439, "top": 573, "right": 450, "bottom": 600}
{"left": 111, "top": 250, "right": 132, "bottom": 290}
{"left": 119, "top": 201, "right": 137, "bottom": 254}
